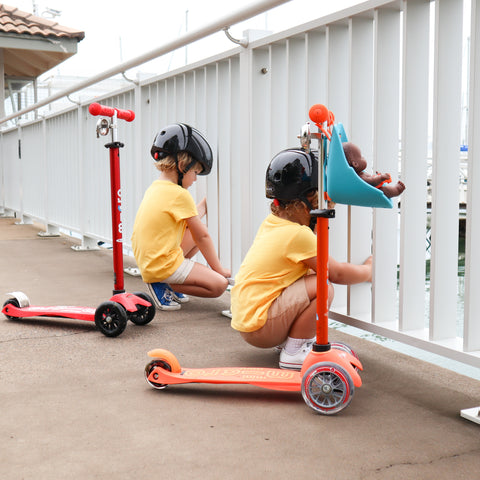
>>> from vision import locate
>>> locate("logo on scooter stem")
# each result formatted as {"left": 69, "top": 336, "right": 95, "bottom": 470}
{"left": 117, "top": 188, "right": 123, "bottom": 238}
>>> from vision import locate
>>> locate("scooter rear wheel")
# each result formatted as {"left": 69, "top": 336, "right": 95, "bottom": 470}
{"left": 128, "top": 292, "right": 156, "bottom": 326}
{"left": 2, "top": 298, "right": 20, "bottom": 320}
{"left": 95, "top": 301, "right": 128, "bottom": 337}
{"left": 301, "top": 362, "right": 354, "bottom": 415}
{"left": 144, "top": 359, "right": 173, "bottom": 390}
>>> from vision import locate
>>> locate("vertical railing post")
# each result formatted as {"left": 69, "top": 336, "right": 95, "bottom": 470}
{"left": 372, "top": 7, "right": 401, "bottom": 325}
{"left": 429, "top": 0, "right": 463, "bottom": 341}
{"left": 465, "top": 0, "right": 480, "bottom": 352}
{"left": 399, "top": 0, "right": 430, "bottom": 332}
{"left": 348, "top": 15, "right": 375, "bottom": 317}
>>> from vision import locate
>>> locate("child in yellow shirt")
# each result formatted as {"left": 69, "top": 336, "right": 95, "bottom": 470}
{"left": 231, "top": 148, "right": 371, "bottom": 370}
{"left": 132, "top": 124, "right": 230, "bottom": 310}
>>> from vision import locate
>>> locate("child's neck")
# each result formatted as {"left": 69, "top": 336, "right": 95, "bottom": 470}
{"left": 159, "top": 170, "right": 179, "bottom": 184}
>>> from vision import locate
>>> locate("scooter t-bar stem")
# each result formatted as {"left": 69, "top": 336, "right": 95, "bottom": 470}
{"left": 89, "top": 102, "right": 135, "bottom": 122}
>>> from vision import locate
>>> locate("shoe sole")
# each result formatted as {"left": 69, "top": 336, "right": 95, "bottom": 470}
{"left": 278, "top": 362, "right": 302, "bottom": 371}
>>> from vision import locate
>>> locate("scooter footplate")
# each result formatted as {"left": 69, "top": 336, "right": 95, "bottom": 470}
{"left": 148, "top": 366, "right": 303, "bottom": 392}
{"left": 2, "top": 304, "right": 96, "bottom": 322}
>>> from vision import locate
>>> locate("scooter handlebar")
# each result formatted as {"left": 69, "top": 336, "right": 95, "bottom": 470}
{"left": 88, "top": 102, "right": 135, "bottom": 122}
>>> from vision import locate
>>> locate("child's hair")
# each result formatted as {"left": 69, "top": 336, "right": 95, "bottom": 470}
{"left": 271, "top": 199, "right": 304, "bottom": 218}
{"left": 270, "top": 190, "right": 318, "bottom": 221}
{"left": 155, "top": 152, "right": 203, "bottom": 174}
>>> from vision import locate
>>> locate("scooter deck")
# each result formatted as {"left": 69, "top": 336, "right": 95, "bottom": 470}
{"left": 2, "top": 304, "right": 95, "bottom": 321}
{"left": 148, "top": 366, "right": 302, "bottom": 392}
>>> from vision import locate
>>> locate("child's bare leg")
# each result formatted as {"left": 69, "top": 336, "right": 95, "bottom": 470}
{"left": 181, "top": 197, "right": 208, "bottom": 258}
{"left": 181, "top": 230, "right": 199, "bottom": 259}
{"left": 169, "top": 263, "right": 227, "bottom": 298}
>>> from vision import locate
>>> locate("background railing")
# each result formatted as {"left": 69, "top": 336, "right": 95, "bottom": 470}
{"left": 1, "top": 0, "right": 479, "bottom": 368}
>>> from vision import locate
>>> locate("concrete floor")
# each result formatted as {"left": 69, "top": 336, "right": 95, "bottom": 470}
{"left": 1, "top": 216, "right": 480, "bottom": 480}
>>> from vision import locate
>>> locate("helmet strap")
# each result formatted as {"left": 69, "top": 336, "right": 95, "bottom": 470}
{"left": 176, "top": 154, "right": 198, "bottom": 187}
{"left": 174, "top": 153, "right": 184, "bottom": 186}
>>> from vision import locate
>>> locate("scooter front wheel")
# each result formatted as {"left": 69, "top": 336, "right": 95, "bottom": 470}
{"left": 95, "top": 301, "right": 127, "bottom": 337}
{"left": 301, "top": 362, "right": 355, "bottom": 415}
{"left": 128, "top": 292, "right": 156, "bottom": 326}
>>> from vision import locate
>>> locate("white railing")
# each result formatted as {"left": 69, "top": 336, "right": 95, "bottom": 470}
{"left": 1, "top": 0, "right": 479, "bottom": 368}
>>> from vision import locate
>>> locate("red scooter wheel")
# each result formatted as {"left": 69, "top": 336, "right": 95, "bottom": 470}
{"left": 95, "top": 301, "right": 128, "bottom": 337}
{"left": 128, "top": 292, "right": 156, "bottom": 326}
{"left": 2, "top": 298, "right": 21, "bottom": 320}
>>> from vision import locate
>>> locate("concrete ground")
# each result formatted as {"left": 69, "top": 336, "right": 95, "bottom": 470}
{"left": 1, "top": 216, "right": 480, "bottom": 480}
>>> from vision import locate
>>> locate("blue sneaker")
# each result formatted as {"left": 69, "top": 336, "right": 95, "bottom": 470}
{"left": 147, "top": 283, "right": 181, "bottom": 311}
{"left": 168, "top": 288, "right": 189, "bottom": 304}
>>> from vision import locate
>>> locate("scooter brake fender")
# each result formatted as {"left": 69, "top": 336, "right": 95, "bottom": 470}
{"left": 110, "top": 293, "right": 151, "bottom": 312}
{"left": 6, "top": 291, "right": 30, "bottom": 308}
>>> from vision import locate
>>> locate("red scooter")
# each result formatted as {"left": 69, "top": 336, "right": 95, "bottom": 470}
{"left": 2, "top": 103, "right": 155, "bottom": 337}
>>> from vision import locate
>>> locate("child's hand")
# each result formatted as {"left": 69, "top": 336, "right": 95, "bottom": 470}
{"left": 220, "top": 268, "right": 232, "bottom": 278}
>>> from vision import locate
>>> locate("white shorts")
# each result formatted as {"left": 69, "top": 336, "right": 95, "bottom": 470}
{"left": 162, "top": 258, "right": 195, "bottom": 284}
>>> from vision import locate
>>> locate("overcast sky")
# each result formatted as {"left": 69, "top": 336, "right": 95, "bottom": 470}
{"left": 12, "top": 0, "right": 362, "bottom": 78}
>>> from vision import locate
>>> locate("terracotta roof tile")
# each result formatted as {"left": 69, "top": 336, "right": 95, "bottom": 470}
{"left": 0, "top": 3, "right": 84, "bottom": 41}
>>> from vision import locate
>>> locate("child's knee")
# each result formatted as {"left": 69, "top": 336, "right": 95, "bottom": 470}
{"left": 328, "top": 283, "right": 334, "bottom": 307}
{"left": 212, "top": 276, "right": 228, "bottom": 297}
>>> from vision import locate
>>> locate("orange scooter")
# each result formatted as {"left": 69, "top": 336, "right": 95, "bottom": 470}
{"left": 145, "top": 105, "right": 363, "bottom": 414}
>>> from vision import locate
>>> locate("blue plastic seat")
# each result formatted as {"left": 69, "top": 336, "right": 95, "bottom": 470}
{"left": 325, "top": 124, "right": 393, "bottom": 209}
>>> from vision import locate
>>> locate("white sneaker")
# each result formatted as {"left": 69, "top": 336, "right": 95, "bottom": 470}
{"left": 279, "top": 341, "right": 313, "bottom": 370}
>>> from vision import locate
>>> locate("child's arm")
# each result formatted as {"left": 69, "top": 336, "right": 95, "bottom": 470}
{"left": 328, "top": 255, "right": 372, "bottom": 284}
{"left": 302, "top": 256, "right": 317, "bottom": 272}
{"left": 186, "top": 215, "right": 230, "bottom": 277}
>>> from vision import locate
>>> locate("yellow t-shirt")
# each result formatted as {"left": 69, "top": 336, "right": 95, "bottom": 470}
{"left": 131, "top": 180, "right": 198, "bottom": 283}
{"left": 231, "top": 214, "right": 317, "bottom": 332}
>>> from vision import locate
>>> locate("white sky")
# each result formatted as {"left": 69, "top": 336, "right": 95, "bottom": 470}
{"left": 12, "top": 0, "right": 363, "bottom": 79}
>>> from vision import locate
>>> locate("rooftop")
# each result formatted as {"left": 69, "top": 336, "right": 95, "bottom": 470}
{"left": 0, "top": 2, "right": 84, "bottom": 85}
{"left": 0, "top": 3, "right": 84, "bottom": 39}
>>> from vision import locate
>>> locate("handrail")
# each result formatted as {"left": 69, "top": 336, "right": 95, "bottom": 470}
{"left": 0, "top": 0, "right": 291, "bottom": 126}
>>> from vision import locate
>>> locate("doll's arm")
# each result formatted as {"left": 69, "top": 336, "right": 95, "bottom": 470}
{"left": 358, "top": 171, "right": 391, "bottom": 187}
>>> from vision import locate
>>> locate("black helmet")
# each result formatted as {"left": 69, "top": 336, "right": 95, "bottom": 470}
{"left": 265, "top": 149, "right": 318, "bottom": 202}
{"left": 151, "top": 123, "right": 213, "bottom": 176}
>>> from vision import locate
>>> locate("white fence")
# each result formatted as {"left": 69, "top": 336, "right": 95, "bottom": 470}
{"left": 1, "top": 0, "right": 480, "bottom": 368}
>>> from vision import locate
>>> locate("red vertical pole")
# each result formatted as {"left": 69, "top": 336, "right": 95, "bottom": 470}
{"left": 316, "top": 215, "right": 330, "bottom": 345}
{"left": 108, "top": 144, "right": 125, "bottom": 294}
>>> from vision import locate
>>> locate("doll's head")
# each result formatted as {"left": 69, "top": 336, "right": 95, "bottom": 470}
{"left": 343, "top": 142, "right": 367, "bottom": 173}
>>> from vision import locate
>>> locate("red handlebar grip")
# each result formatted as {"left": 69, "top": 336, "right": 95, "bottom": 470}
{"left": 308, "top": 104, "right": 329, "bottom": 125}
{"left": 88, "top": 102, "right": 135, "bottom": 122}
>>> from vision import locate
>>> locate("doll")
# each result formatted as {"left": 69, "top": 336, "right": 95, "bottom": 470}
{"left": 343, "top": 142, "right": 405, "bottom": 198}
